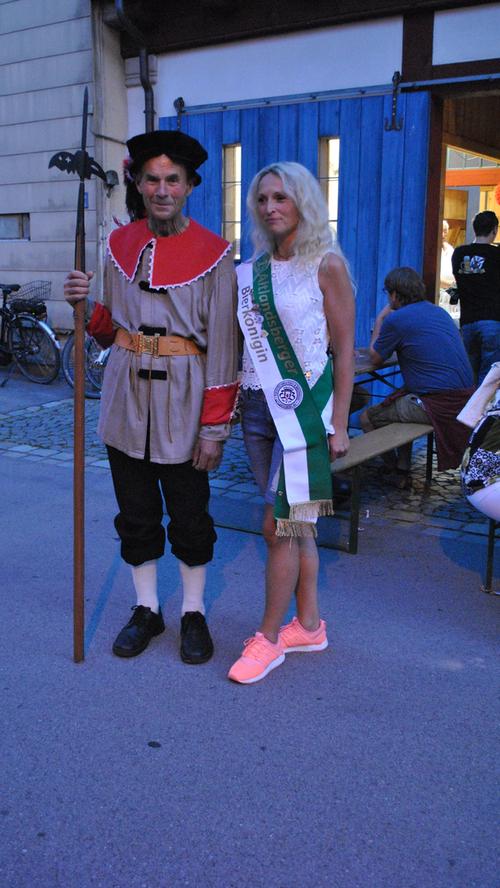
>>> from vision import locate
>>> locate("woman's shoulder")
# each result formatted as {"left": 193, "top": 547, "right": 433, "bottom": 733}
{"left": 317, "top": 251, "right": 348, "bottom": 280}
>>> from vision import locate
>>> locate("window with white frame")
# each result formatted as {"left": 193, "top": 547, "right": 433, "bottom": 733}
{"left": 318, "top": 138, "right": 340, "bottom": 232}
{"left": 222, "top": 144, "right": 241, "bottom": 260}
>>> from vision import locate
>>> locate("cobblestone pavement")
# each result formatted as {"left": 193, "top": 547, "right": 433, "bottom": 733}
{"left": 0, "top": 391, "right": 489, "bottom": 540}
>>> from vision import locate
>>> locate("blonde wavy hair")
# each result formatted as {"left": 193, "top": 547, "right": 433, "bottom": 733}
{"left": 246, "top": 161, "right": 347, "bottom": 267}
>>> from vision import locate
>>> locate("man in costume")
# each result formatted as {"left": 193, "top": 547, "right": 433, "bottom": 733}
{"left": 452, "top": 210, "right": 500, "bottom": 384}
{"left": 360, "top": 266, "right": 474, "bottom": 488}
{"left": 64, "top": 130, "right": 238, "bottom": 664}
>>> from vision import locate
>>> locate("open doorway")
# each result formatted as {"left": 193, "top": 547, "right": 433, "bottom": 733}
{"left": 440, "top": 146, "right": 500, "bottom": 320}
{"left": 438, "top": 93, "right": 500, "bottom": 320}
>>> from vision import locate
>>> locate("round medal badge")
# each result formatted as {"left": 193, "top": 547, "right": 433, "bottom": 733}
{"left": 273, "top": 379, "right": 303, "bottom": 410}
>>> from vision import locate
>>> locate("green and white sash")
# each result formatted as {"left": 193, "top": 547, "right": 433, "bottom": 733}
{"left": 237, "top": 256, "right": 334, "bottom": 536}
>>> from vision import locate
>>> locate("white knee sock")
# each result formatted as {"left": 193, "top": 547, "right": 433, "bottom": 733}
{"left": 179, "top": 561, "right": 206, "bottom": 616}
{"left": 131, "top": 560, "right": 159, "bottom": 613}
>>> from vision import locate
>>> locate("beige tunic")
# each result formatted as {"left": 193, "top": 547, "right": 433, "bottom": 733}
{"left": 97, "top": 247, "right": 238, "bottom": 464}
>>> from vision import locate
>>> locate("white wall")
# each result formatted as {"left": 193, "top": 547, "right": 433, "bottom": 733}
{"left": 127, "top": 18, "right": 403, "bottom": 133}
{"left": 433, "top": 3, "right": 500, "bottom": 65}
{"left": 0, "top": 0, "right": 128, "bottom": 331}
{"left": 0, "top": 0, "right": 94, "bottom": 330}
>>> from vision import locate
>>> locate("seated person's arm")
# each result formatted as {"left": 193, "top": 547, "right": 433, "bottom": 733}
{"left": 369, "top": 347, "right": 384, "bottom": 369}
{"left": 368, "top": 305, "right": 394, "bottom": 366}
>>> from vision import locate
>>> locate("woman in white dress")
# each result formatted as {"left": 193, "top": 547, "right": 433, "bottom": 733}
{"left": 229, "top": 162, "right": 355, "bottom": 683}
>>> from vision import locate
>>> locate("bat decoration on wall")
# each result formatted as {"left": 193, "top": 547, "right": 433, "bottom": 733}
{"left": 48, "top": 88, "right": 118, "bottom": 200}
{"left": 49, "top": 149, "right": 108, "bottom": 183}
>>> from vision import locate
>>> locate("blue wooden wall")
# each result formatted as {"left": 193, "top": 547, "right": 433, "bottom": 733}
{"left": 161, "top": 91, "right": 430, "bottom": 345}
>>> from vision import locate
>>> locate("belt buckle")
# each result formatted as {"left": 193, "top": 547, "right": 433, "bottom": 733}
{"left": 137, "top": 331, "right": 160, "bottom": 357}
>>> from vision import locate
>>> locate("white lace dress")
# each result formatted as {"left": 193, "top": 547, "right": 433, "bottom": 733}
{"left": 240, "top": 255, "right": 334, "bottom": 432}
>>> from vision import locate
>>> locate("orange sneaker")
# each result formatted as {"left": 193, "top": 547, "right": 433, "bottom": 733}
{"left": 228, "top": 632, "right": 285, "bottom": 684}
{"left": 279, "top": 617, "right": 328, "bottom": 653}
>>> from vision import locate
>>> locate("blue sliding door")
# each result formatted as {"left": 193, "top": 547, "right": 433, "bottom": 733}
{"left": 160, "top": 91, "right": 430, "bottom": 344}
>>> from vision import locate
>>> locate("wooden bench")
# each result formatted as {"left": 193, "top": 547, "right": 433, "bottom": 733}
{"left": 327, "top": 422, "right": 434, "bottom": 554}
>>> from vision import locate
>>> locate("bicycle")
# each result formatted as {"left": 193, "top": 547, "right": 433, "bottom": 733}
{"left": 0, "top": 281, "right": 61, "bottom": 384}
{"left": 61, "top": 330, "right": 109, "bottom": 399}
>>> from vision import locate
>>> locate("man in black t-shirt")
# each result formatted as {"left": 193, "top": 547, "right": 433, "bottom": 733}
{"left": 452, "top": 210, "right": 500, "bottom": 384}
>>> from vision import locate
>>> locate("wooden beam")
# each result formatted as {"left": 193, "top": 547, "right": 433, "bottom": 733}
{"left": 402, "top": 11, "right": 434, "bottom": 82}
{"left": 445, "top": 167, "right": 500, "bottom": 187}
{"left": 432, "top": 58, "right": 500, "bottom": 81}
{"left": 117, "top": 1, "right": 478, "bottom": 58}
{"left": 422, "top": 94, "right": 445, "bottom": 303}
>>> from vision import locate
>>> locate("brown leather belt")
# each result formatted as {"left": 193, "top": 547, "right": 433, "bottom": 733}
{"left": 115, "top": 328, "right": 202, "bottom": 357}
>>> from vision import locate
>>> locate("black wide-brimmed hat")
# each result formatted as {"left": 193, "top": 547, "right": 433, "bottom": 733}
{"left": 126, "top": 130, "right": 208, "bottom": 186}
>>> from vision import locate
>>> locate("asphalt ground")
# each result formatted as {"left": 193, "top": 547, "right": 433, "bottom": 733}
{"left": 0, "top": 367, "right": 498, "bottom": 888}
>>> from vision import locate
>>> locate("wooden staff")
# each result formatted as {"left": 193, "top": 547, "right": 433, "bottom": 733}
{"left": 49, "top": 87, "right": 109, "bottom": 662}
{"left": 72, "top": 89, "right": 88, "bottom": 663}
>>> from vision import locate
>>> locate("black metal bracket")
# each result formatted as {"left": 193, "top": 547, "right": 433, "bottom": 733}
{"left": 174, "top": 97, "right": 185, "bottom": 130}
{"left": 384, "top": 70, "right": 403, "bottom": 132}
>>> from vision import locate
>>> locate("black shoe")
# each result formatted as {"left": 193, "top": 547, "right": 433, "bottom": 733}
{"left": 112, "top": 605, "right": 165, "bottom": 658}
{"left": 180, "top": 611, "right": 214, "bottom": 664}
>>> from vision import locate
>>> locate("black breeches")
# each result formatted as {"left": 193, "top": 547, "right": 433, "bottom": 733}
{"left": 106, "top": 446, "right": 217, "bottom": 567}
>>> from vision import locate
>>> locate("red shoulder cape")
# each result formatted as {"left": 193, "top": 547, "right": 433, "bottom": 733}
{"left": 107, "top": 218, "right": 231, "bottom": 288}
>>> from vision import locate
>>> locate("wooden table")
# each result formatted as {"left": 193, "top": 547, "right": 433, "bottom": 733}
{"left": 354, "top": 347, "right": 399, "bottom": 390}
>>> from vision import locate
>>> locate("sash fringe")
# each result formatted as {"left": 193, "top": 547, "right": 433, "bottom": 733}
{"left": 276, "top": 500, "right": 335, "bottom": 538}
{"left": 276, "top": 519, "right": 318, "bottom": 538}
{"left": 289, "top": 499, "right": 335, "bottom": 523}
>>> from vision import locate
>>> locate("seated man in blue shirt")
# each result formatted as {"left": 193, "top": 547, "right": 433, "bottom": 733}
{"left": 360, "top": 266, "right": 474, "bottom": 488}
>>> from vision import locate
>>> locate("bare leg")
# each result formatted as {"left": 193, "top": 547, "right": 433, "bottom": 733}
{"left": 395, "top": 442, "right": 412, "bottom": 471}
{"left": 259, "top": 505, "right": 300, "bottom": 643}
{"left": 295, "top": 537, "right": 320, "bottom": 630}
{"left": 360, "top": 409, "right": 398, "bottom": 469}
{"left": 359, "top": 408, "right": 373, "bottom": 432}
{"left": 258, "top": 506, "right": 321, "bottom": 642}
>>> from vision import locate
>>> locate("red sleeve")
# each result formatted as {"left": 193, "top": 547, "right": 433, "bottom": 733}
{"left": 86, "top": 303, "right": 116, "bottom": 348}
{"left": 200, "top": 382, "right": 239, "bottom": 425}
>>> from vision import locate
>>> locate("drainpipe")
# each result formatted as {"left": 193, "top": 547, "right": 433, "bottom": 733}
{"left": 114, "top": 0, "right": 155, "bottom": 132}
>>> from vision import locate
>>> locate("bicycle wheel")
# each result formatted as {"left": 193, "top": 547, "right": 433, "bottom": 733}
{"left": 9, "top": 314, "right": 60, "bottom": 383}
{"left": 62, "top": 332, "right": 105, "bottom": 399}
{"left": 85, "top": 336, "right": 108, "bottom": 392}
